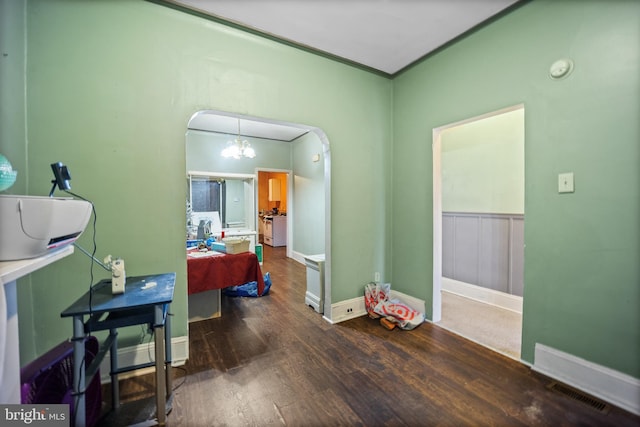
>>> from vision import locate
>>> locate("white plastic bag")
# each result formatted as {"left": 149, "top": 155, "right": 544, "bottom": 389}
{"left": 364, "top": 282, "right": 389, "bottom": 318}
{"left": 373, "top": 299, "right": 424, "bottom": 330}
{"left": 364, "top": 282, "right": 424, "bottom": 330}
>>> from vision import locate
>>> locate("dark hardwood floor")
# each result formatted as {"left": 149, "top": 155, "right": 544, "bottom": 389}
{"left": 98, "top": 245, "right": 639, "bottom": 426}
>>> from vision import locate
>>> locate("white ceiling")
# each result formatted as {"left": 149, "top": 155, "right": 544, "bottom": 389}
{"left": 166, "top": 0, "right": 520, "bottom": 75}
{"left": 188, "top": 111, "right": 310, "bottom": 141}
{"left": 174, "top": 0, "right": 520, "bottom": 140}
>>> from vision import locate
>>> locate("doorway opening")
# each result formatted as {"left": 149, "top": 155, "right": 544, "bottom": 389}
{"left": 432, "top": 104, "right": 524, "bottom": 359}
{"left": 257, "top": 169, "right": 291, "bottom": 254}
{"left": 185, "top": 110, "right": 333, "bottom": 320}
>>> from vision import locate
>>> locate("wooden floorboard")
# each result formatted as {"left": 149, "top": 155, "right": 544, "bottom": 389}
{"left": 97, "top": 245, "right": 640, "bottom": 427}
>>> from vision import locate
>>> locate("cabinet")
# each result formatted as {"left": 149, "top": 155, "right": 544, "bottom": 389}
{"left": 263, "top": 216, "right": 286, "bottom": 247}
{"left": 268, "top": 179, "right": 281, "bottom": 201}
{"left": 305, "top": 254, "right": 325, "bottom": 314}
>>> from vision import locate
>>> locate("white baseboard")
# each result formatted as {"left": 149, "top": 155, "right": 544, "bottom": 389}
{"left": 329, "top": 297, "right": 366, "bottom": 323}
{"left": 290, "top": 250, "right": 306, "bottom": 265}
{"left": 99, "top": 335, "right": 189, "bottom": 383}
{"left": 390, "top": 289, "right": 426, "bottom": 315}
{"left": 442, "top": 277, "right": 522, "bottom": 313}
{"left": 328, "top": 289, "right": 426, "bottom": 324}
{"left": 533, "top": 343, "right": 640, "bottom": 415}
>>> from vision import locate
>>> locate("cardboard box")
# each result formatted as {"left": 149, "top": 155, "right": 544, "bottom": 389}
{"left": 222, "top": 237, "right": 250, "bottom": 254}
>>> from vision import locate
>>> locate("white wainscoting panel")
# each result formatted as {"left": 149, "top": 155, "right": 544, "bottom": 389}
{"left": 442, "top": 212, "right": 524, "bottom": 296}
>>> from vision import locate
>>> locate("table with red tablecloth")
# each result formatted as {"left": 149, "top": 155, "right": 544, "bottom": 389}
{"left": 187, "top": 250, "right": 264, "bottom": 296}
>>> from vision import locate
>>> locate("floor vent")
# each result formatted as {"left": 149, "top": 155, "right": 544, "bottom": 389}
{"left": 547, "top": 381, "right": 610, "bottom": 414}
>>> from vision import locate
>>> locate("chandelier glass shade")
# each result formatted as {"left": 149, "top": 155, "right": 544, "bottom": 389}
{"left": 221, "top": 119, "right": 256, "bottom": 159}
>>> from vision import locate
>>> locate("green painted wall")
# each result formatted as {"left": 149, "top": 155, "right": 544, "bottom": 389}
{"left": 223, "top": 179, "right": 245, "bottom": 226}
{"left": 392, "top": 0, "right": 639, "bottom": 376}
{"left": 186, "top": 130, "right": 292, "bottom": 173}
{"left": 10, "top": 0, "right": 392, "bottom": 363}
{"left": 0, "top": 0, "right": 39, "bottom": 362}
{"left": 441, "top": 108, "right": 524, "bottom": 214}
{"left": 292, "top": 132, "right": 325, "bottom": 256}
{"left": 0, "top": 0, "right": 26, "bottom": 195}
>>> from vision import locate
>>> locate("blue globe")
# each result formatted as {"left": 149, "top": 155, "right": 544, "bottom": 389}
{"left": 0, "top": 154, "right": 17, "bottom": 191}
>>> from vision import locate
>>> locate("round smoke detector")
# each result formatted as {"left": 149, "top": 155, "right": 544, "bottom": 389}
{"left": 549, "top": 59, "right": 574, "bottom": 79}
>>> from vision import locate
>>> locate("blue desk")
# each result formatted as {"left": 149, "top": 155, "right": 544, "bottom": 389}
{"left": 61, "top": 272, "right": 175, "bottom": 427}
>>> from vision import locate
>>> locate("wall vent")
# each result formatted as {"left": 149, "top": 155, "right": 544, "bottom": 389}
{"left": 547, "top": 381, "right": 610, "bottom": 414}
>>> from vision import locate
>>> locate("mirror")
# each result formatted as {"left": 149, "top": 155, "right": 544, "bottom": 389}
{"left": 187, "top": 173, "right": 255, "bottom": 238}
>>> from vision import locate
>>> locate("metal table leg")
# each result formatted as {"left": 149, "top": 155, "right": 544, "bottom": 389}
{"left": 72, "top": 315, "right": 86, "bottom": 427}
{"left": 154, "top": 305, "right": 166, "bottom": 425}
{"left": 164, "top": 305, "right": 172, "bottom": 397}
{"left": 109, "top": 328, "right": 119, "bottom": 409}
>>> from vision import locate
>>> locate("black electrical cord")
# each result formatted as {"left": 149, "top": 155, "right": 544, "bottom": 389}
{"left": 65, "top": 190, "right": 98, "bottom": 322}
{"left": 64, "top": 189, "right": 98, "bottom": 427}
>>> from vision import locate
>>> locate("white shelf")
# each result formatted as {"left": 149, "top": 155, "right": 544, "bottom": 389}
{"left": 0, "top": 245, "right": 74, "bottom": 285}
{"left": 1, "top": 244, "right": 75, "bottom": 404}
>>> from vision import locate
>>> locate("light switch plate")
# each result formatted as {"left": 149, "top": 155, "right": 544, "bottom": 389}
{"left": 558, "top": 172, "right": 574, "bottom": 193}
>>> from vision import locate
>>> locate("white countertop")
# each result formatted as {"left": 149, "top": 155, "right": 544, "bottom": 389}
{"left": 221, "top": 229, "right": 257, "bottom": 236}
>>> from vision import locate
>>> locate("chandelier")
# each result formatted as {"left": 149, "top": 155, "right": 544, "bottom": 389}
{"left": 221, "top": 119, "right": 256, "bottom": 159}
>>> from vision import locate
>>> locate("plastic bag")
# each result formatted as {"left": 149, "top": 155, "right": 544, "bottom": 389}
{"left": 364, "top": 282, "right": 390, "bottom": 318}
{"left": 263, "top": 272, "right": 272, "bottom": 295}
{"left": 373, "top": 299, "right": 424, "bottom": 330}
{"left": 223, "top": 272, "right": 272, "bottom": 297}
{"left": 364, "top": 282, "right": 424, "bottom": 330}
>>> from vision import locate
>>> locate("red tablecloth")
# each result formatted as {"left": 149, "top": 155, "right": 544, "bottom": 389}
{"left": 187, "top": 250, "right": 265, "bottom": 296}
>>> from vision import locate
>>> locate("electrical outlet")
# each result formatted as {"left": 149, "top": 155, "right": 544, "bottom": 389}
{"left": 346, "top": 307, "right": 353, "bottom": 313}
{"left": 374, "top": 272, "right": 380, "bottom": 282}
